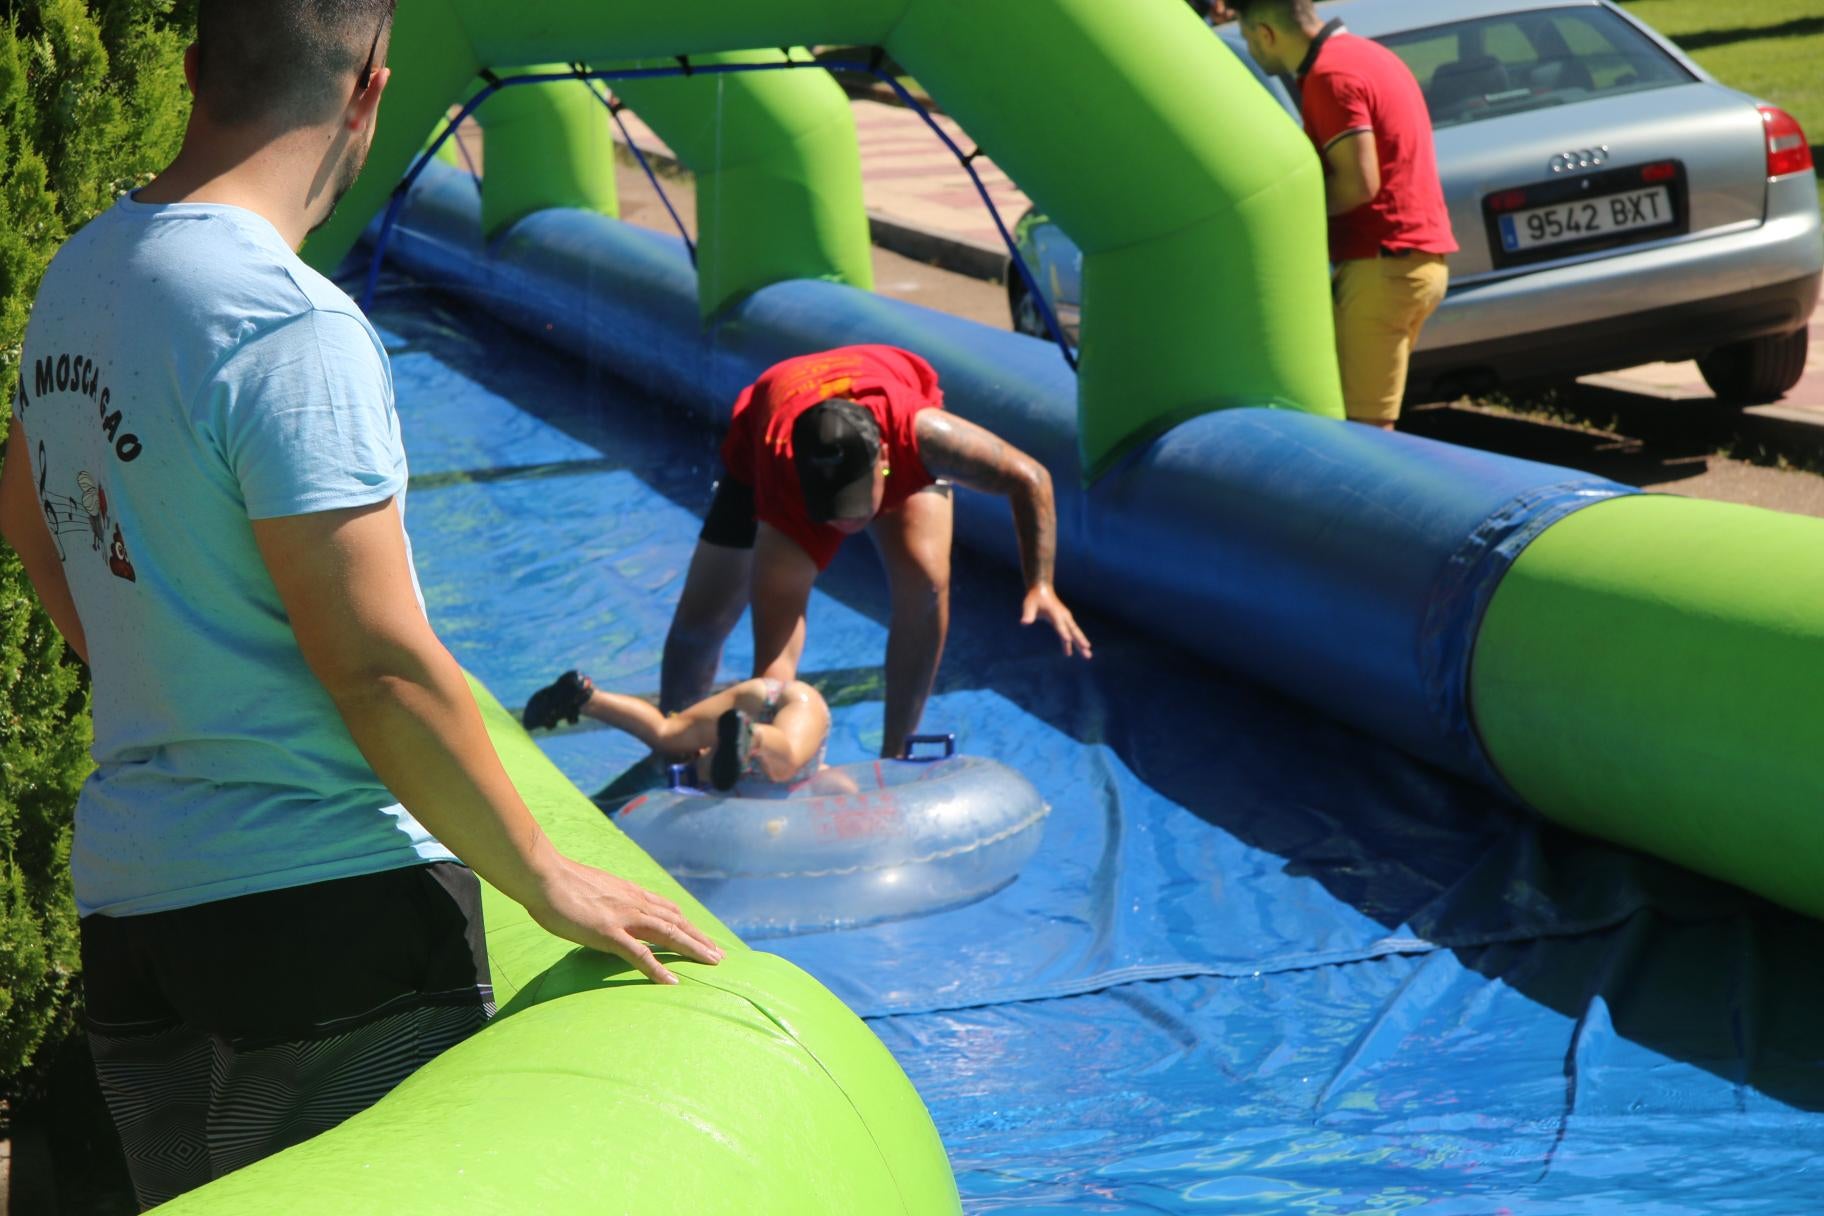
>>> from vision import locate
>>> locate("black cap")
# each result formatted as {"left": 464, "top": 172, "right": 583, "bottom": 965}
{"left": 793, "top": 399, "right": 881, "bottom": 523}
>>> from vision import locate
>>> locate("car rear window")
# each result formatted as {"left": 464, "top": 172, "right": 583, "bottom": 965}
{"left": 1376, "top": 5, "right": 1695, "bottom": 129}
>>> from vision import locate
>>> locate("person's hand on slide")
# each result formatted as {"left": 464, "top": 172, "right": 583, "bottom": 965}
{"left": 528, "top": 853, "right": 725, "bottom": 984}
{"left": 1021, "top": 582, "right": 1093, "bottom": 659}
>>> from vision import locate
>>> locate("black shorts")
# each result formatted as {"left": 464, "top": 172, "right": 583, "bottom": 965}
{"left": 81, "top": 862, "right": 492, "bottom": 1206}
{"left": 699, "top": 476, "right": 757, "bottom": 550}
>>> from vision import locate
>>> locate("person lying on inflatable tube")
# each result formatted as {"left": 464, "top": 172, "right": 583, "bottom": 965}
{"left": 525, "top": 670, "right": 834, "bottom": 790}
{"left": 661, "top": 345, "right": 1093, "bottom": 762}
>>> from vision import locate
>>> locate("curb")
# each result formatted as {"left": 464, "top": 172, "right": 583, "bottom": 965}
{"left": 836, "top": 78, "right": 944, "bottom": 115}
{"left": 1740, "top": 402, "right": 1824, "bottom": 463}
{"left": 865, "top": 212, "right": 1009, "bottom": 282}
{"left": 610, "top": 142, "right": 1010, "bottom": 286}
{"left": 1575, "top": 373, "right": 1824, "bottom": 465}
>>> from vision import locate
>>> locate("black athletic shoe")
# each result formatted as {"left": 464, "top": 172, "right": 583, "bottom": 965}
{"left": 710, "top": 708, "right": 755, "bottom": 791}
{"left": 523, "top": 670, "right": 593, "bottom": 731}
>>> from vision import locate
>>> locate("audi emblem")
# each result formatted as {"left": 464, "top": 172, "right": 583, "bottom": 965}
{"left": 1549, "top": 146, "right": 1610, "bottom": 173}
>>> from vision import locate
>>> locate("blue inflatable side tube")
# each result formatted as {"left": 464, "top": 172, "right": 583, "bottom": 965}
{"left": 379, "top": 162, "right": 1635, "bottom": 785}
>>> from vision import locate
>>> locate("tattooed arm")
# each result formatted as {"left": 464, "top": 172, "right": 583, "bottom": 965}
{"left": 914, "top": 411, "right": 1091, "bottom": 659}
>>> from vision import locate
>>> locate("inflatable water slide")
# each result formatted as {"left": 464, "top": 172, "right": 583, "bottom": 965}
{"left": 167, "top": 0, "right": 1824, "bottom": 1209}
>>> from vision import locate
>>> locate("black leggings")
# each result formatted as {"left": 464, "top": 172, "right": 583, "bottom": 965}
{"left": 699, "top": 476, "right": 758, "bottom": 549}
{"left": 80, "top": 863, "right": 492, "bottom": 1208}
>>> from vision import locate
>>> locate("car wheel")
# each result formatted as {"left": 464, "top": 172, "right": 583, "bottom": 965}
{"left": 1697, "top": 328, "right": 1809, "bottom": 404}
{"left": 1007, "top": 274, "right": 1049, "bottom": 340}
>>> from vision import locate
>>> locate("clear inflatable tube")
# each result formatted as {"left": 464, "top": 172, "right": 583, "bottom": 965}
{"left": 615, "top": 745, "right": 1049, "bottom": 938}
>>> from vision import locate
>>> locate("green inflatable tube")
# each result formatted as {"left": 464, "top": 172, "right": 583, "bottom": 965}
{"left": 468, "top": 67, "right": 620, "bottom": 235}
{"left": 1471, "top": 494, "right": 1824, "bottom": 920}
{"left": 306, "top": 0, "right": 1341, "bottom": 478}
{"left": 612, "top": 51, "right": 874, "bottom": 318}
{"left": 161, "top": 679, "right": 960, "bottom": 1214}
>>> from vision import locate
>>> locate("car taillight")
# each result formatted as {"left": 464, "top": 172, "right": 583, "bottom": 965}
{"left": 1759, "top": 104, "right": 1814, "bottom": 179}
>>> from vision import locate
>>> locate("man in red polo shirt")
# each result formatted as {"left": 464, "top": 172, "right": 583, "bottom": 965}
{"left": 528, "top": 345, "right": 1090, "bottom": 763}
{"left": 1229, "top": 0, "right": 1456, "bottom": 428}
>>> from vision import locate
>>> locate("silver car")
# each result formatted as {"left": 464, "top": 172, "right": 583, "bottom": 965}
{"left": 1009, "top": 0, "right": 1823, "bottom": 404}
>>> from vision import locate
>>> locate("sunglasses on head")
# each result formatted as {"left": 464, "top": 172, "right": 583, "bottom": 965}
{"left": 357, "top": 16, "right": 386, "bottom": 91}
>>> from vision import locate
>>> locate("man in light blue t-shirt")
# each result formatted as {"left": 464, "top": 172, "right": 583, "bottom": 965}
{"left": 0, "top": 1, "right": 720, "bottom": 1205}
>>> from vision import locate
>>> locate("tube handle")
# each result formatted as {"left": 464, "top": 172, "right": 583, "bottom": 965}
{"left": 901, "top": 733, "right": 956, "bottom": 761}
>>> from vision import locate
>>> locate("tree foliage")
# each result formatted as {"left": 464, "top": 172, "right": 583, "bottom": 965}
{"left": 0, "top": 0, "right": 191, "bottom": 1088}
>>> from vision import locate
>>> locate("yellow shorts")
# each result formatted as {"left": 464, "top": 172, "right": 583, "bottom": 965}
{"left": 1333, "top": 253, "right": 1449, "bottom": 424}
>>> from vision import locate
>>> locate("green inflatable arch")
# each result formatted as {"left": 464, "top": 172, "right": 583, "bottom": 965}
{"left": 306, "top": 0, "right": 1344, "bottom": 476}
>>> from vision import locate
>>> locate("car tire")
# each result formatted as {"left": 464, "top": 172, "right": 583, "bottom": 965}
{"left": 1697, "top": 328, "right": 1809, "bottom": 404}
{"left": 1007, "top": 274, "right": 1048, "bottom": 341}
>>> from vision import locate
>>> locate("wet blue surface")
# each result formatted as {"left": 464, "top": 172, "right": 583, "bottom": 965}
{"left": 369, "top": 276, "right": 1824, "bottom": 1213}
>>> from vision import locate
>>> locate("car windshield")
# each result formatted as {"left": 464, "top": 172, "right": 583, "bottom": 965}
{"left": 1376, "top": 5, "right": 1696, "bottom": 129}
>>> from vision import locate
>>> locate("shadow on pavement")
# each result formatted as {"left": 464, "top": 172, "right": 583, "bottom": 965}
{"left": 1405, "top": 379, "right": 1824, "bottom": 491}
{"left": 1663, "top": 15, "right": 1824, "bottom": 52}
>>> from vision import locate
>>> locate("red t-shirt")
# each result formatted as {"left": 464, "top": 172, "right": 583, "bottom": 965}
{"left": 1300, "top": 26, "right": 1457, "bottom": 262}
{"left": 720, "top": 345, "right": 942, "bottom": 570}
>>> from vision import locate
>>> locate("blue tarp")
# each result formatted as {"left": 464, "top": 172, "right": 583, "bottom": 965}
{"left": 371, "top": 275, "right": 1824, "bottom": 1212}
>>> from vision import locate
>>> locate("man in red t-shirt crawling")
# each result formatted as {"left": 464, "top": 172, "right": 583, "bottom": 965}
{"left": 657, "top": 344, "right": 1090, "bottom": 760}
{"left": 1228, "top": 0, "right": 1456, "bottom": 428}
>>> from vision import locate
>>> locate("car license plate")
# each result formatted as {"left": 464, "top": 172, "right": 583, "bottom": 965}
{"left": 1497, "top": 186, "right": 1673, "bottom": 253}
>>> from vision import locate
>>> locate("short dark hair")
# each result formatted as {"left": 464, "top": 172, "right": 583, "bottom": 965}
{"left": 194, "top": 0, "right": 395, "bottom": 129}
{"left": 1226, "top": 0, "right": 1318, "bottom": 26}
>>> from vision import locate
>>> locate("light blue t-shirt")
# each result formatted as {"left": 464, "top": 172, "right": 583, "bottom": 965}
{"left": 14, "top": 195, "right": 455, "bottom": 917}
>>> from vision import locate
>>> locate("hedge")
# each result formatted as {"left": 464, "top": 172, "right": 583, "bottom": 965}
{"left": 0, "top": 0, "right": 191, "bottom": 1091}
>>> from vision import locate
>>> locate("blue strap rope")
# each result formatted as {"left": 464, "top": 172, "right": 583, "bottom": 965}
{"left": 570, "top": 64, "right": 697, "bottom": 266}
{"left": 360, "top": 55, "right": 1078, "bottom": 370}
{"left": 452, "top": 123, "right": 483, "bottom": 193}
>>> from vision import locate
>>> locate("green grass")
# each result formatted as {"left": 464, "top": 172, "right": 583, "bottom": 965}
{"left": 1617, "top": 0, "right": 1824, "bottom": 210}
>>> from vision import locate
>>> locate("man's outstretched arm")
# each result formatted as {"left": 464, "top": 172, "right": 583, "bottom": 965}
{"left": 253, "top": 499, "right": 723, "bottom": 984}
{"left": 914, "top": 411, "right": 1091, "bottom": 658}
{"left": 870, "top": 484, "right": 952, "bottom": 760}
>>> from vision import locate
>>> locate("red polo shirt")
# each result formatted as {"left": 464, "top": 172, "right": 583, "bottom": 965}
{"left": 1299, "top": 22, "right": 1457, "bottom": 262}
{"left": 721, "top": 345, "right": 942, "bottom": 570}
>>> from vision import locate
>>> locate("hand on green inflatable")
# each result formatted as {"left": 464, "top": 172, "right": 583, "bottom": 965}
{"left": 528, "top": 849, "right": 725, "bottom": 984}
